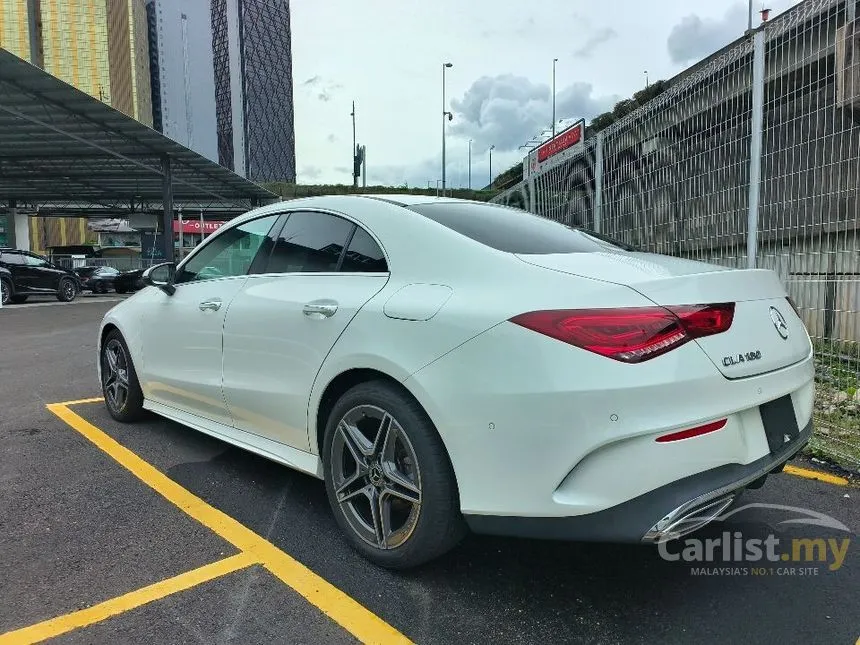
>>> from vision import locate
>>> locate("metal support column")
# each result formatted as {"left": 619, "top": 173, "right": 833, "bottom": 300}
{"left": 594, "top": 132, "right": 604, "bottom": 234}
{"left": 161, "top": 156, "right": 174, "bottom": 262}
{"left": 178, "top": 205, "right": 184, "bottom": 260}
{"left": 746, "top": 30, "right": 765, "bottom": 269}
{"left": 5, "top": 199, "right": 16, "bottom": 248}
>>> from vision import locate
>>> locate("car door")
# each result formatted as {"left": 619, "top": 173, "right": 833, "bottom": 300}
{"left": 139, "top": 213, "right": 282, "bottom": 426}
{"left": 20, "top": 253, "right": 67, "bottom": 292}
{"left": 0, "top": 252, "right": 27, "bottom": 291}
{"left": 221, "top": 210, "right": 390, "bottom": 451}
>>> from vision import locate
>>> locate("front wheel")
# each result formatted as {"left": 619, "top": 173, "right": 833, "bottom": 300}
{"left": 100, "top": 330, "right": 145, "bottom": 422}
{"left": 0, "top": 279, "right": 11, "bottom": 306}
{"left": 57, "top": 277, "right": 77, "bottom": 302}
{"left": 322, "top": 381, "right": 466, "bottom": 569}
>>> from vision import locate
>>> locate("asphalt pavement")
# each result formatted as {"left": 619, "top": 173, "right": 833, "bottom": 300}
{"left": 0, "top": 294, "right": 857, "bottom": 644}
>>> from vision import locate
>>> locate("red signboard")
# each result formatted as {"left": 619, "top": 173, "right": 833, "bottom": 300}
{"left": 173, "top": 220, "right": 226, "bottom": 235}
{"left": 536, "top": 121, "right": 583, "bottom": 163}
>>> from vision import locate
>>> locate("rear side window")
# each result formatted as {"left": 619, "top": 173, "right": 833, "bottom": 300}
{"left": 406, "top": 202, "right": 636, "bottom": 254}
{"left": 1, "top": 252, "right": 24, "bottom": 265}
{"left": 341, "top": 227, "right": 388, "bottom": 272}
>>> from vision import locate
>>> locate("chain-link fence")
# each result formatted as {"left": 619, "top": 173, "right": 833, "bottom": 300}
{"left": 493, "top": 0, "right": 860, "bottom": 471}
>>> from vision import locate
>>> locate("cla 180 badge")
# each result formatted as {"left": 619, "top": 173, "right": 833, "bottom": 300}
{"left": 723, "top": 350, "right": 762, "bottom": 367}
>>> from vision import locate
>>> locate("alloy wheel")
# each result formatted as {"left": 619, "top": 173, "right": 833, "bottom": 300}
{"left": 0, "top": 280, "right": 9, "bottom": 305}
{"left": 102, "top": 339, "right": 130, "bottom": 413}
{"left": 330, "top": 405, "right": 423, "bottom": 550}
{"left": 62, "top": 280, "right": 75, "bottom": 300}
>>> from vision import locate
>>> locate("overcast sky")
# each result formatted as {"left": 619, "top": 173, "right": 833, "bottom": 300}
{"left": 290, "top": 0, "right": 800, "bottom": 189}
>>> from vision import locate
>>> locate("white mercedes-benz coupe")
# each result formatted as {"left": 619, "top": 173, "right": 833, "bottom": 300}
{"left": 97, "top": 195, "right": 814, "bottom": 569}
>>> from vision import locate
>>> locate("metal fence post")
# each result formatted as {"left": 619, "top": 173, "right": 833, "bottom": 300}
{"left": 594, "top": 132, "right": 604, "bottom": 233}
{"left": 746, "top": 29, "right": 766, "bottom": 269}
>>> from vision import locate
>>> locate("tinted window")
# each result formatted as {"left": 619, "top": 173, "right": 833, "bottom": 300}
{"left": 176, "top": 214, "right": 280, "bottom": 284}
{"left": 96, "top": 267, "right": 120, "bottom": 275}
{"left": 1, "top": 252, "right": 25, "bottom": 265}
{"left": 264, "top": 211, "right": 354, "bottom": 273}
{"left": 406, "top": 202, "right": 636, "bottom": 254}
{"left": 22, "top": 254, "right": 49, "bottom": 267}
{"left": 341, "top": 227, "right": 388, "bottom": 272}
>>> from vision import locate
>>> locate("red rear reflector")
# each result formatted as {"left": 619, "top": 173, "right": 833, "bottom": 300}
{"left": 656, "top": 419, "right": 727, "bottom": 442}
{"left": 509, "top": 303, "right": 734, "bottom": 363}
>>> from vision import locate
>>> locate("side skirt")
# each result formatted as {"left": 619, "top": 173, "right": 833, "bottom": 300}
{"left": 143, "top": 399, "right": 324, "bottom": 479}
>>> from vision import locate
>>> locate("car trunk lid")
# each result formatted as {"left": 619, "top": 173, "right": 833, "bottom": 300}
{"left": 515, "top": 251, "right": 811, "bottom": 378}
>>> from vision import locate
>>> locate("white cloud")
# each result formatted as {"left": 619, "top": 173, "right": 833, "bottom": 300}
{"left": 666, "top": 4, "right": 747, "bottom": 65}
{"left": 290, "top": 0, "right": 801, "bottom": 186}
{"left": 573, "top": 27, "right": 617, "bottom": 59}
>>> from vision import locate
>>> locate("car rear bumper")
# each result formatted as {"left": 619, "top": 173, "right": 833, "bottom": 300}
{"left": 464, "top": 419, "right": 811, "bottom": 543}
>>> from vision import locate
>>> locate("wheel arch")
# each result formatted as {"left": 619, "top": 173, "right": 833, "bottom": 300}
{"left": 0, "top": 273, "right": 14, "bottom": 302}
{"left": 312, "top": 367, "right": 462, "bottom": 500}
{"left": 98, "top": 319, "right": 142, "bottom": 382}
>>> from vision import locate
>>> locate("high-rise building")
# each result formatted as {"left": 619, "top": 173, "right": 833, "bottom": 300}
{"left": 0, "top": 0, "right": 154, "bottom": 127}
{"left": 0, "top": 0, "right": 36, "bottom": 62}
{"left": 0, "top": 0, "right": 154, "bottom": 253}
{"left": 145, "top": 0, "right": 219, "bottom": 162}
{"left": 145, "top": 0, "right": 295, "bottom": 182}
{"left": 2, "top": 0, "right": 295, "bottom": 183}
{"left": 211, "top": 0, "right": 296, "bottom": 182}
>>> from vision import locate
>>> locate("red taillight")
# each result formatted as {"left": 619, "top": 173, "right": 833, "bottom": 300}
{"left": 509, "top": 303, "right": 735, "bottom": 363}
{"left": 655, "top": 418, "right": 727, "bottom": 442}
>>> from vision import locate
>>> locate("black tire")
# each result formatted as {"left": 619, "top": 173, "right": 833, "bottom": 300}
{"left": 115, "top": 285, "right": 127, "bottom": 294}
{"left": 57, "top": 277, "right": 77, "bottom": 302}
{"left": 322, "top": 380, "right": 466, "bottom": 569}
{"left": 0, "top": 278, "right": 11, "bottom": 306}
{"left": 100, "top": 330, "right": 145, "bottom": 422}
{"left": 11, "top": 294, "right": 28, "bottom": 304}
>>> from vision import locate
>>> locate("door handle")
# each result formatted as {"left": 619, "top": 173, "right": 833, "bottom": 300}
{"left": 199, "top": 299, "right": 222, "bottom": 311}
{"left": 303, "top": 300, "right": 338, "bottom": 318}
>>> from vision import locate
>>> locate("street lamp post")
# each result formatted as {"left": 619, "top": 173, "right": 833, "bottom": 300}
{"left": 552, "top": 58, "right": 558, "bottom": 138}
{"left": 468, "top": 139, "right": 472, "bottom": 190}
{"left": 488, "top": 144, "right": 495, "bottom": 187}
{"left": 441, "top": 62, "right": 453, "bottom": 195}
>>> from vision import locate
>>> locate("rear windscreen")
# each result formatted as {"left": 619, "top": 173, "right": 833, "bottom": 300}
{"left": 406, "top": 202, "right": 636, "bottom": 254}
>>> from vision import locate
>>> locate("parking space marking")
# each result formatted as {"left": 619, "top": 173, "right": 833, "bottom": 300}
{"left": 44, "top": 399, "right": 412, "bottom": 645}
{"left": 0, "top": 298, "right": 125, "bottom": 310}
{"left": 783, "top": 465, "right": 849, "bottom": 486}
{"left": 0, "top": 553, "right": 257, "bottom": 645}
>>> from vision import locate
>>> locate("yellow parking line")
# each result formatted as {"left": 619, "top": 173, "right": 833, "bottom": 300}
{"left": 783, "top": 464, "right": 849, "bottom": 486}
{"left": 0, "top": 553, "right": 256, "bottom": 645}
{"left": 52, "top": 396, "right": 105, "bottom": 407}
{"left": 46, "top": 402, "right": 412, "bottom": 645}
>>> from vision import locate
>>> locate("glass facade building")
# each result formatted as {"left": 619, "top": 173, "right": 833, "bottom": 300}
{"left": 0, "top": 0, "right": 153, "bottom": 127}
{"left": 0, "top": 0, "right": 152, "bottom": 253}
{"left": 211, "top": 0, "right": 296, "bottom": 182}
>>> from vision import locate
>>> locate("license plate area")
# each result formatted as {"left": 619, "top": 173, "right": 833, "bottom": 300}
{"left": 759, "top": 394, "right": 800, "bottom": 454}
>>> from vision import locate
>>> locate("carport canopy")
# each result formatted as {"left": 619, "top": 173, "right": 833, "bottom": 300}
{"left": 0, "top": 48, "right": 276, "bottom": 258}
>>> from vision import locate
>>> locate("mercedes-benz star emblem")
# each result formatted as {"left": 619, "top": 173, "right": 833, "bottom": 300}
{"left": 770, "top": 306, "right": 789, "bottom": 340}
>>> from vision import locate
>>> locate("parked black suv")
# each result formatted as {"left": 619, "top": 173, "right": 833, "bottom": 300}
{"left": 0, "top": 248, "right": 82, "bottom": 305}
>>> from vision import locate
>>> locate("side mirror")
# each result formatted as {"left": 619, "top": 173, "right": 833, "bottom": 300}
{"left": 142, "top": 262, "right": 176, "bottom": 295}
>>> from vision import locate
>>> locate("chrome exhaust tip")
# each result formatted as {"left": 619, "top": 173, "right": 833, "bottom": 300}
{"left": 642, "top": 494, "right": 737, "bottom": 543}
